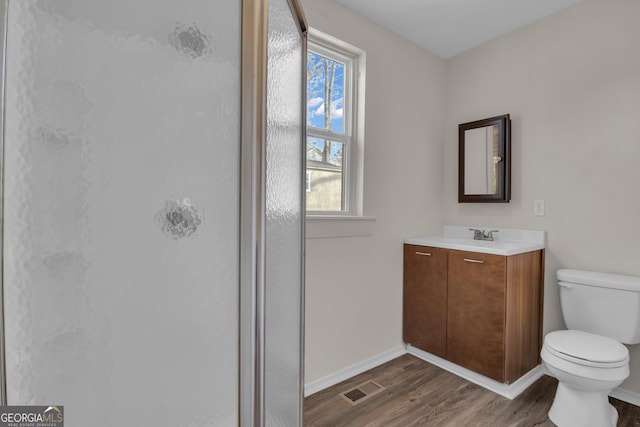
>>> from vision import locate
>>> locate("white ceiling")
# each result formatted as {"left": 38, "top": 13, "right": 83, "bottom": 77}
{"left": 334, "top": 0, "right": 581, "bottom": 59}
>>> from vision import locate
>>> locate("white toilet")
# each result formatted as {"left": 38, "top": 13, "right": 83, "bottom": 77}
{"left": 541, "top": 269, "right": 640, "bottom": 427}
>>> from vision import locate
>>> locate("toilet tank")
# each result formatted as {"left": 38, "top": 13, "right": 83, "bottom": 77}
{"left": 558, "top": 269, "right": 640, "bottom": 344}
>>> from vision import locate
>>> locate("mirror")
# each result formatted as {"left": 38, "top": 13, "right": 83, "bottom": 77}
{"left": 458, "top": 114, "right": 511, "bottom": 203}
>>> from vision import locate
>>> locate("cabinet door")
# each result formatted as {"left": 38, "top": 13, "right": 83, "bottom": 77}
{"left": 403, "top": 244, "right": 448, "bottom": 358}
{"left": 447, "top": 250, "right": 506, "bottom": 382}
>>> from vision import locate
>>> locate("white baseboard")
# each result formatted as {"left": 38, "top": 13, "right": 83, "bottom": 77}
{"left": 406, "top": 344, "right": 545, "bottom": 400}
{"left": 304, "top": 345, "right": 406, "bottom": 397}
{"left": 610, "top": 387, "right": 640, "bottom": 407}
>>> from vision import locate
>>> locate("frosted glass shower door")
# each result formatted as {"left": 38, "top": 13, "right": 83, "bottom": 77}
{"left": 264, "top": 0, "right": 305, "bottom": 424}
{"left": 2, "top": 1, "right": 240, "bottom": 425}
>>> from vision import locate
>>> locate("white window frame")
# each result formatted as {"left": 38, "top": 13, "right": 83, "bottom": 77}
{"left": 306, "top": 28, "right": 365, "bottom": 217}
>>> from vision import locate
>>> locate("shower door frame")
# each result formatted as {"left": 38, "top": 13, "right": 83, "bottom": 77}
{"left": 240, "top": 0, "right": 308, "bottom": 426}
{"left": 0, "top": 0, "right": 8, "bottom": 407}
{"left": 240, "top": 0, "right": 308, "bottom": 425}
{"left": 0, "top": 0, "right": 308, "bottom": 425}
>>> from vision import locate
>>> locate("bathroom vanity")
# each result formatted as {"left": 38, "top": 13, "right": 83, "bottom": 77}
{"left": 403, "top": 226, "right": 545, "bottom": 384}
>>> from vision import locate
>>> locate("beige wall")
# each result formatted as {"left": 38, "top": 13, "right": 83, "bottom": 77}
{"left": 303, "top": 0, "right": 640, "bottom": 396}
{"left": 301, "top": 0, "right": 446, "bottom": 383}
{"left": 444, "top": 0, "right": 640, "bottom": 392}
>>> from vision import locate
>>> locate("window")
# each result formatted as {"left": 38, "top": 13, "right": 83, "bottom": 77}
{"left": 306, "top": 29, "right": 364, "bottom": 215}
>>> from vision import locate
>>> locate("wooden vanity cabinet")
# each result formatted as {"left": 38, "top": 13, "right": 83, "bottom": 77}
{"left": 403, "top": 245, "right": 543, "bottom": 384}
{"left": 403, "top": 244, "right": 448, "bottom": 358}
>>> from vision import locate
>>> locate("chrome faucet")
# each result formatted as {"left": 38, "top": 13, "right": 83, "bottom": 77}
{"left": 469, "top": 228, "right": 484, "bottom": 240}
{"left": 469, "top": 228, "right": 499, "bottom": 241}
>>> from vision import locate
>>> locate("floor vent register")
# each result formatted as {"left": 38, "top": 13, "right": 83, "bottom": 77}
{"left": 339, "top": 380, "right": 386, "bottom": 406}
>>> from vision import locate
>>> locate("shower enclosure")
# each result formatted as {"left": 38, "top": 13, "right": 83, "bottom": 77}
{"left": 0, "top": 0, "right": 306, "bottom": 425}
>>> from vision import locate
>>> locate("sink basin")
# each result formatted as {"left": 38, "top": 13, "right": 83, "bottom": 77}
{"left": 405, "top": 226, "right": 545, "bottom": 256}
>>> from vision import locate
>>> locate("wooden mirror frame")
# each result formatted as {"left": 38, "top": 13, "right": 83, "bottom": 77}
{"left": 458, "top": 114, "right": 511, "bottom": 203}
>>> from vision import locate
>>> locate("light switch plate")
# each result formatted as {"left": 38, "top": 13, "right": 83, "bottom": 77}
{"left": 533, "top": 199, "right": 545, "bottom": 216}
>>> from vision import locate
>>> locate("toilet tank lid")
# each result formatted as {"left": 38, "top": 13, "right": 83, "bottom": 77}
{"left": 557, "top": 269, "right": 640, "bottom": 292}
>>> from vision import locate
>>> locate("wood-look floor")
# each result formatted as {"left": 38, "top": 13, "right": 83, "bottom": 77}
{"left": 304, "top": 354, "right": 640, "bottom": 426}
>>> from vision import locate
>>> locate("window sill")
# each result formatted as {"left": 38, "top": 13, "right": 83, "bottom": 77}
{"left": 305, "top": 215, "right": 376, "bottom": 239}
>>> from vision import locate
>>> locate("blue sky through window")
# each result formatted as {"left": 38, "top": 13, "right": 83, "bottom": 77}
{"left": 307, "top": 51, "right": 345, "bottom": 133}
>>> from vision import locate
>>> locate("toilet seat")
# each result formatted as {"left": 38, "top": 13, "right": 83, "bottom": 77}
{"left": 544, "top": 330, "right": 629, "bottom": 368}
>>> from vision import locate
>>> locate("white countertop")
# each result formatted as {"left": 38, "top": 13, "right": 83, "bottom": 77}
{"left": 405, "top": 225, "right": 545, "bottom": 256}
